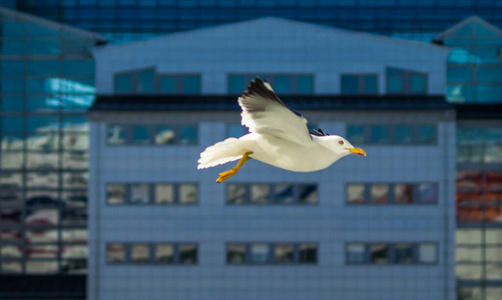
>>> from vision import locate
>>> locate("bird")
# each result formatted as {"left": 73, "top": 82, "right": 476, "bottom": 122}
{"left": 197, "top": 78, "right": 366, "bottom": 183}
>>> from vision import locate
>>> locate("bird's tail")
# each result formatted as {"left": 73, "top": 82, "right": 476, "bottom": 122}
{"left": 197, "top": 138, "right": 250, "bottom": 169}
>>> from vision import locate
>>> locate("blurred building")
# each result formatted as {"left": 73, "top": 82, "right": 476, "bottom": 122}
{"left": 88, "top": 18, "right": 456, "bottom": 300}
{"left": 0, "top": 6, "right": 105, "bottom": 299}
{"left": 11, "top": 0, "right": 502, "bottom": 44}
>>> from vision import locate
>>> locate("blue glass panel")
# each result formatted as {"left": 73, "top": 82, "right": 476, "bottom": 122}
{"left": 155, "top": 126, "right": 175, "bottom": 145}
{"left": 137, "top": 69, "right": 154, "bottom": 93}
{"left": 341, "top": 75, "right": 358, "bottom": 94}
{"left": 228, "top": 124, "right": 247, "bottom": 138}
{"left": 476, "top": 67, "right": 502, "bottom": 82}
{"left": 476, "top": 47, "right": 502, "bottom": 64}
{"left": 457, "top": 127, "right": 483, "bottom": 164}
{"left": 418, "top": 125, "right": 437, "bottom": 144}
{"left": 1, "top": 79, "right": 25, "bottom": 94}
{"left": 27, "top": 23, "right": 60, "bottom": 37}
{"left": 347, "top": 125, "right": 365, "bottom": 144}
{"left": 114, "top": 73, "right": 131, "bottom": 93}
{"left": 1, "top": 116, "right": 23, "bottom": 132}
{"left": 1, "top": 97, "right": 24, "bottom": 112}
{"left": 27, "top": 116, "right": 59, "bottom": 132}
{"left": 475, "top": 85, "right": 502, "bottom": 103}
{"left": 364, "top": 75, "right": 378, "bottom": 94}
{"left": 485, "top": 128, "right": 502, "bottom": 164}
{"left": 62, "top": 60, "right": 94, "bottom": 76}
{"left": 451, "top": 23, "right": 474, "bottom": 37}
{"left": 274, "top": 75, "right": 290, "bottom": 94}
{"left": 475, "top": 22, "right": 500, "bottom": 37}
{"left": 395, "top": 126, "right": 412, "bottom": 144}
{"left": 183, "top": 75, "right": 200, "bottom": 94}
{"left": 411, "top": 74, "right": 426, "bottom": 93}
{"left": 27, "top": 96, "right": 59, "bottom": 112}
{"left": 371, "top": 126, "right": 388, "bottom": 144}
{"left": 132, "top": 126, "right": 150, "bottom": 145}
{"left": 1, "top": 60, "right": 24, "bottom": 75}
{"left": 1, "top": 22, "right": 25, "bottom": 37}
{"left": 447, "top": 48, "right": 477, "bottom": 64}
{"left": 0, "top": 40, "right": 25, "bottom": 55}
{"left": 447, "top": 67, "right": 473, "bottom": 82}
{"left": 27, "top": 39, "right": 60, "bottom": 55}
{"left": 179, "top": 125, "right": 197, "bottom": 145}
{"left": 160, "top": 76, "right": 176, "bottom": 93}
{"left": 388, "top": 75, "right": 403, "bottom": 93}
{"left": 418, "top": 184, "right": 436, "bottom": 203}
{"left": 62, "top": 116, "right": 88, "bottom": 131}
{"left": 447, "top": 84, "right": 474, "bottom": 103}
{"left": 27, "top": 60, "right": 59, "bottom": 76}
{"left": 27, "top": 78, "right": 54, "bottom": 94}
{"left": 228, "top": 75, "right": 246, "bottom": 94}
{"left": 297, "top": 75, "right": 313, "bottom": 94}
{"left": 107, "top": 125, "right": 126, "bottom": 145}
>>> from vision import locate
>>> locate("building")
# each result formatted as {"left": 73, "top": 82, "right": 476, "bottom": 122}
{"left": 12, "top": 0, "right": 502, "bottom": 44}
{"left": 0, "top": 6, "right": 105, "bottom": 299}
{"left": 88, "top": 18, "right": 456, "bottom": 300}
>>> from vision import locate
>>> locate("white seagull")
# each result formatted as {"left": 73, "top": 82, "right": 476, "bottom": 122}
{"left": 198, "top": 78, "right": 366, "bottom": 183}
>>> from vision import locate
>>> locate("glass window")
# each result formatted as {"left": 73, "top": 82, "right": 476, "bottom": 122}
{"left": 250, "top": 184, "right": 270, "bottom": 204}
{"left": 131, "top": 244, "right": 150, "bottom": 263}
{"left": 228, "top": 75, "right": 246, "bottom": 94}
{"left": 341, "top": 75, "right": 359, "bottom": 94}
{"left": 395, "top": 243, "right": 413, "bottom": 264}
{"left": 299, "top": 243, "right": 317, "bottom": 264}
{"left": 364, "top": 75, "right": 378, "bottom": 94}
{"left": 394, "top": 184, "right": 413, "bottom": 203}
{"left": 274, "top": 244, "right": 294, "bottom": 263}
{"left": 457, "top": 229, "right": 482, "bottom": 245}
{"left": 155, "top": 244, "right": 174, "bottom": 263}
{"left": 27, "top": 39, "right": 60, "bottom": 55}
{"left": 1, "top": 116, "right": 23, "bottom": 132}
{"left": 485, "top": 129, "right": 502, "bottom": 164}
{"left": 27, "top": 60, "right": 59, "bottom": 76}
{"left": 26, "top": 261, "right": 58, "bottom": 274}
{"left": 183, "top": 75, "right": 201, "bottom": 94}
{"left": 347, "top": 184, "right": 365, "bottom": 204}
{"left": 179, "top": 184, "right": 197, "bottom": 204}
{"left": 418, "top": 125, "right": 436, "bottom": 144}
{"left": 273, "top": 184, "right": 294, "bottom": 204}
{"left": 132, "top": 126, "right": 150, "bottom": 145}
{"left": 227, "top": 184, "right": 246, "bottom": 204}
{"left": 1, "top": 261, "right": 22, "bottom": 273}
{"left": 297, "top": 75, "right": 313, "bottom": 94}
{"left": 1, "top": 78, "right": 25, "bottom": 94}
{"left": 155, "top": 126, "right": 175, "bottom": 145}
{"left": 447, "top": 67, "right": 473, "bottom": 82}
{"left": 107, "top": 243, "right": 125, "bottom": 263}
{"left": 370, "top": 243, "right": 389, "bottom": 264}
{"left": 457, "top": 247, "right": 482, "bottom": 262}
{"left": 371, "top": 184, "right": 389, "bottom": 203}
{"left": 178, "top": 244, "right": 197, "bottom": 264}
{"left": 298, "top": 184, "right": 318, "bottom": 204}
{"left": 1, "top": 96, "right": 24, "bottom": 112}
{"left": 395, "top": 125, "right": 412, "bottom": 144}
{"left": 388, "top": 75, "right": 403, "bottom": 93}
{"left": 347, "top": 125, "right": 365, "bottom": 144}
{"left": 106, "top": 184, "right": 125, "bottom": 204}
{"left": 250, "top": 243, "right": 269, "bottom": 264}
{"left": 418, "top": 243, "right": 437, "bottom": 264}
{"left": 160, "top": 76, "right": 177, "bottom": 93}
{"left": 274, "top": 75, "right": 290, "bottom": 93}
{"left": 130, "top": 184, "right": 150, "bottom": 204}
{"left": 228, "top": 124, "right": 248, "bottom": 138}
{"left": 107, "top": 125, "right": 126, "bottom": 145}
{"left": 370, "top": 125, "right": 388, "bottom": 144}
{"left": 486, "top": 229, "right": 502, "bottom": 244}
{"left": 114, "top": 73, "right": 132, "bottom": 93}
{"left": 410, "top": 74, "right": 426, "bottom": 93}
{"left": 179, "top": 125, "right": 197, "bottom": 145}
{"left": 227, "top": 244, "right": 245, "bottom": 264}
{"left": 155, "top": 184, "right": 174, "bottom": 204}
{"left": 418, "top": 183, "right": 436, "bottom": 203}
{"left": 136, "top": 69, "right": 154, "bottom": 93}
{"left": 347, "top": 243, "right": 365, "bottom": 264}
{"left": 1, "top": 60, "right": 24, "bottom": 76}
{"left": 62, "top": 60, "right": 94, "bottom": 76}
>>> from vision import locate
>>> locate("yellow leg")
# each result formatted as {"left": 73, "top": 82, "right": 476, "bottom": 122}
{"left": 216, "top": 151, "right": 253, "bottom": 183}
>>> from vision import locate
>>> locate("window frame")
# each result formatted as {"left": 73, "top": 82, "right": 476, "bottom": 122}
{"left": 106, "top": 124, "right": 198, "bottom": 146}
{"left": 105, "top": 183, "right": 198, "bottom": 205}
{"left": 346, "top": 124, "right": 438, "bottom": 145}
{"left": 345, "top": 242, "right": 438, "bottom": 265}
{"left": 340, "top": 73, "right": 379, "bottom": 95}
{"left": 386, "top": 67, "right": 428, "bottom": 95}
{"left": 345, "top": 183, "right": 438, "bottom": 205}
{"left": 226, "top": 73, "right": 315, "bottom": 94}
{"left": 226, "top": 183, "right": 319, "bottom": 205}
{"left": 225, "top": 242, "right": 318, "bottom": 265}
{"left": 106, "top": 242, "right": 199, "bottom": 265}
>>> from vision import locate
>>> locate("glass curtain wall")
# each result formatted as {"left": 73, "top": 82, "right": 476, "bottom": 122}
{"left": 0, "top": 12, "right": 100, "bottom": 275}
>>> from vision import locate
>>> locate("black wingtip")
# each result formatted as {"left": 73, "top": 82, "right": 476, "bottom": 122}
{"left": 309, "top": 128, "right": 330, "bottom": 136}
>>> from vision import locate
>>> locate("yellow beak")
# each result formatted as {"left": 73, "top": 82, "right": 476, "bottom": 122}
{"left": 348, "top": 147, "right": 367, "bottom": 156}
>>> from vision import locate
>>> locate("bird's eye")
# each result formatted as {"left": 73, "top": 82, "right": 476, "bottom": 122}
{"left": 339, "top": 140, "right": 344, "bottom": 145}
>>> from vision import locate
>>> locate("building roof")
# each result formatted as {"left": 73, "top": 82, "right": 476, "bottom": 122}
{"left": 89, "top": 94, "right": 453, "bottom": 112}
{"left": 435, "top": 15, "right": 502, "bottom": 41}
{"left": 0, "top": 6, "right": 106, "bottom": 43}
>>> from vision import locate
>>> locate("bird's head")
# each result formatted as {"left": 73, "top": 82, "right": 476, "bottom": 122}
{"left": 318, "top": 135, "right": 367, "bottom": 157}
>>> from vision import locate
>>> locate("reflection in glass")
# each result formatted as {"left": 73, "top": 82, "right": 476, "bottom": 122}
{"left": 26, "top": 244, "right": 58, "bottom": 258}
{"left": 106, "top": 184, "right": 125, "bottom": 204}
{"left": 227, "top": 244, "right": 245, "bottom": 264}
{"left": 1, "top": 96, "right": 24, "bottom": 112}
{"left": 347, "top": 243, "right": 365, "bottom": 264}
{"left": 371, "top": 126, "right": 388, "bottom": 144}
{"left": 26, "top": 229, "right": 58, "bottom": 243}
{"left": 61, "top": 208, "right": 87, "bottom": 226}
{"left": 0, "top": 190, "right": 22, "bottom": 206}
{"left": 457, "top": 170, "right": 483, "bottom": 204}
{"left": 1, "top": 151, "right": 23, "bottom": 169}
{"left": 27, "top": 116, "right": 59, "bottom": 132}
{"left": 0, "top": 173, "right": 23, "bottom": 189}
{"left": 299, "top": 243, "right": 317, "bottom": 264}
{"left": 274, "top": 75, "right": 290, "bottom": 93}
{"left": 347, "top": 184, "right": 365, "bottom": 204}
{"left": 160, "top": 75, "right": 176, "bottom": 93}
{"left": 1, "top": 116, "right": 23, "bottom": 132}
{"left": 63, "top": 133, "right": 88, "bottom": 150}
{"left": 130, "top": 184, "right": 150, "bottom": 204}
{"left": 136, "top": 69, "right": 154, "bottom": 93}
{"left": 299, "top": 184, "right": 317, "bottom": 204}
{"left": 0, "top": 208, "right": 22, "bottom": 225}
{"left": 457, "top": 229, "right": 482, "bottom": 245}
{"left": 486, "top": 264, "right": 502, "bottom": 280}
{"left": 26, "top": 152, "right": 58, "bottom": 169}
{"left": 457, "top": 247, "right": 482, "bottom": 263}
{"left": 341, "top": 75, "right": 358, "bottom": 94}
{"left": 485, "top": 128, "right": 502, "bottom": 163}
{"left": 227, "top": 75, "right": 246, "bottom": 94}
{"left": 155, "top": 126, "right": 175, "bottom": 144}
{"left": 394, "top": 184, "right": 413, "bottom": 203}
{"left": 155, "top": 184, "right": 174, "bottom": 204}
{"left": 347, "top": 125, "right": 365, "bottom": 144}
{"left": 62, "top": 116, "right": 88, "bottom": 131}
{"left": 155, "top": 244, "right": 174, "bottom": 263}
{"left": 250, "top": 244, "right": 269, "bottom": 264}
{"left": 228, "top": 124, "right": 248, "bottom": 138}
{"left": 395, "top": 125, "right": 412, "bottom": 144}
{"left": 457, "top": 206, "right": 484, "bottom": 222}
{"left": 411, "top": 74, "right": 426, "bottom": 93}
{"left": 418, "top": 243, "right": 437, "bottom": 263}
{"left": 63, "top": 150, "right": 88, "bottom": 169}
{"left": 456, "top": 264, "right": 482, "bottom": 280}
{"left": 131, "top": 244, "right": 150, "bottom": 263}
{"left": 179, "top": 184, "right": 197, "bottom": 204}
{"left": 418, "top": 125, "right": 437, "bottom": 144}
{"left": 114, "top": 73, "right": 132, "bottom": 93}
{"left": 62, "top": 245, "right": 88, "bottom": 259}
{"left": 371, "top": 184, "right": 389, "bottom": 203}
{"left": 395, "top": 243, "right": 413, "bottom": 264}
{"left": 251, "top": 184, "right": 269, "bottom": 204}
{"left": 107, "top": 243, "right": 125, "bottom": 262}
{"left": 183, "top": 75, "right": 201, "bottom": 94}
{"left": 27, "top": 132, "right": 59, "bottom": 151}
{"left": 107, "top": 125, "right": 125, "bottom": 145}
{"left": 273, "top": 184, "right": 294, "bottom": 204}
{"left": 132, "top": 126, "right": 150, "bottom": 145}
{"left": 1, "top": 134, "right": 24, "bottom": 150}
{"left": 0, "top": 245, "right": 22, "bottom": 258}
{"left": 227, "top": 184, "right": 245, "bottom": 204}
{"left": 26, "top": 261, "right": 59, "bottom": 274}
{"left": 0, "top": 230, "right": 21, "bottom": 242}
{"left": 62, "top": 229, "right": 88, "bottom": 243}
{"left": 370, "top": 243, "right": 389, "bottom": 264}
{"left": 1, "top": 261, "right": 22, "bottom": 273}
{"left": 274, "top": 244, "right": 293, "bottom": 263}
{"left": 418, "top": 183, "right": 436, "bottom": 203}
{"left": 485, "top": 206, "right": 502, "bottom": 222}
{"left": 297, "top": 75, "right": 313, "bottom": 94}
{"left": 486, "top": 229, "right": 502, "bottom": 244}
{"left": 26, "top": 207, "right": 59, "bottom": 226}
{"left": 179, "top": 244, "right": 197, "bottom": 264}
{"left": 26, "top": 172, "right": 58, "bottom": 188}
{"left": 179, "top": 125, "right": 197, "bottom": 145}
{"left": 63, "top": 172, "right": 87, "bottom": 189}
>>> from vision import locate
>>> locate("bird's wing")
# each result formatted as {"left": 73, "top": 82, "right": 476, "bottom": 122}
{"left": 238, "top": 78, "right": 312, "bottom": 145}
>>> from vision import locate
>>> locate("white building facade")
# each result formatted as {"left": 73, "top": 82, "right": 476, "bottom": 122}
{"left": 88, "top": 18, "right": 456, "bottom": 300}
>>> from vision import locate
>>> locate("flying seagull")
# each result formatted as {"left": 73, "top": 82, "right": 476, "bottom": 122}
{"left": 198, "top": 78, "right": 366, "bottom": 183}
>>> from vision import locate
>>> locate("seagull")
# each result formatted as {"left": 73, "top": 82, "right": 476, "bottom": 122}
{"left": 198, "top": 78, "right": 366, "bottom": 183}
